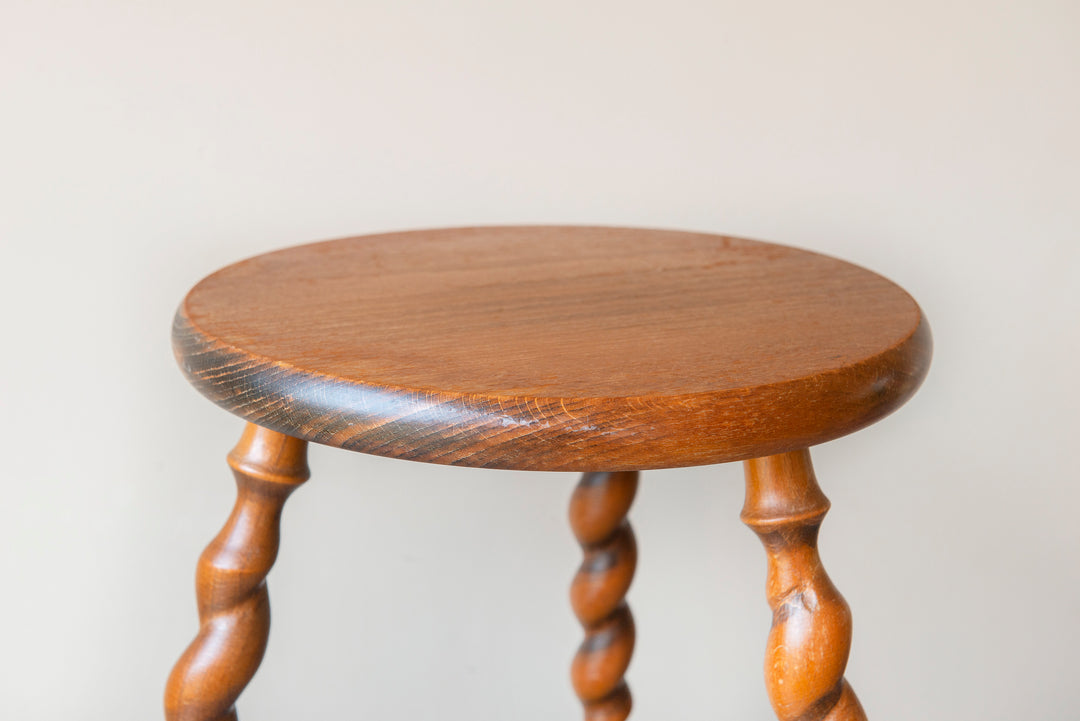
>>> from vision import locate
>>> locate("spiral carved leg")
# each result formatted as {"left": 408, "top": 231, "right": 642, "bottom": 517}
{"left": 570, "top": 471, "right": 638, "bottom": 721}
{"left": 741, "top": 450, "right": 868, "bottom": 721}
{"left": 164, "top": 424, "right": 310, "bottom": 721}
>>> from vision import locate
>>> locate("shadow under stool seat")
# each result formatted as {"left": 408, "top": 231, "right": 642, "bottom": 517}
{"left": 164, "top": 226, "right": 932, "bottom": 721}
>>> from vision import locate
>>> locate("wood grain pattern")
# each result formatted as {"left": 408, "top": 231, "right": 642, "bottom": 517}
{"left": 173, "top": 226, "right": 931, "bottom": 471}
{"left": 164, "top": 424, "right": 309, "bottom": 721}
{"left": 570, "top": 471, "right": 638, "bottom": 721}
{"left": 741, "top": 450, "right": 868, "bottom": 721}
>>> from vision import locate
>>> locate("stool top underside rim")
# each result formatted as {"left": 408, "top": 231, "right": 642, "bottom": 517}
{"left": 173, "top": 226, "right": 932, "bottom": 471}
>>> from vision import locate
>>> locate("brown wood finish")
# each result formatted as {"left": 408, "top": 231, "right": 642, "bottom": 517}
{"left": 569, "top": 471, "right": 638, "bottom": 721}
{"left": 164, "top": 424, "right": 310, "bottom": 721}
{"left": 167, "top": 226, "right": 932, "bottom": 719}
{"left": 173, "top": 226, "right": 931, "bottom": 471}
{"left": 741, "top": 450, "right": 867, "bottom": 721}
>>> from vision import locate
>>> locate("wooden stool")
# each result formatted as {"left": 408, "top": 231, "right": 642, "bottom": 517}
{"left": 164, "top": 226, "right": 931, "bottom": 721}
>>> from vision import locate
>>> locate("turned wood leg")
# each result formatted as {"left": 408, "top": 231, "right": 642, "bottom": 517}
{"left": 164, "top": 423, "right": 310, "bottom": 721}
{"left": 569, "top": 471, "right": 638, "bottom": 721}
{"left": 741, "top": 450, "right": 868, "bottom": 721}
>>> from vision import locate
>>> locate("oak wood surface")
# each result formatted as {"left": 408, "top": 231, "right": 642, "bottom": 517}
{"left": 742, "top": 450, "right": 868, "bottom": 721}
{"left": 174, "top": 226, "right": 931, "bottom": 471}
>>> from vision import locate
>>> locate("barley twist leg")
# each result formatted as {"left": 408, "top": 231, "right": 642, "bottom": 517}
{"left": 741, "top": 450, "right": 868, "bottom": 721}
{"left": 569, "top": 471, "right": 638, "bottom": 721}
{"left": 164, "top": 423, "right": 310, "bottom": 721}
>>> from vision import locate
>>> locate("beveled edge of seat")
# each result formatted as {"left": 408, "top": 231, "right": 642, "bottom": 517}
{"left": 172, "top": 304, "right": 931, "bottom": 472}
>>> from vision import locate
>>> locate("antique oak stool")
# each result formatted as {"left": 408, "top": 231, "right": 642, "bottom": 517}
{"left": 164, "top": 226, "right": 931, "bottom": 721}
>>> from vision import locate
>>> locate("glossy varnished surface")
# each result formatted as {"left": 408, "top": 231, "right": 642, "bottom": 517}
{"left": 174, "top": 226, "right": 931, "bottom": 470}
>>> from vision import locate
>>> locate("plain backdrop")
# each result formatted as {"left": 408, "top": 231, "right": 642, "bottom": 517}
{"left": 2, "top": 2, "right": 1078, "bottom": 719}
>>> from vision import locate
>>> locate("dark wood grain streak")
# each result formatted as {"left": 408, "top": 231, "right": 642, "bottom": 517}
{"left": 741, "top": 450, "right": 868, "bottom": 721}
{"left": 164, "top": 424, "right": 309, "bottom": 721}
{"left": 173, "top": 226, "right": 931, "bottom": 472}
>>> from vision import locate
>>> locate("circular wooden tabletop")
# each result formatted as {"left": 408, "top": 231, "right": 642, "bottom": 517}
{"left": 174, "top": 226, "right": 931, "bottom": 471}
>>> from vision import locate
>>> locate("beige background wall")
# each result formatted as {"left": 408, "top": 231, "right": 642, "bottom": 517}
{"left": 2, "top": 2, "right": 1078, "bottom": 719}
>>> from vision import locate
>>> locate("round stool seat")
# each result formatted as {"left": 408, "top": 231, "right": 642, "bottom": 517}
{"left": 173, "top": 226, "right": 931, "bottom": 471}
